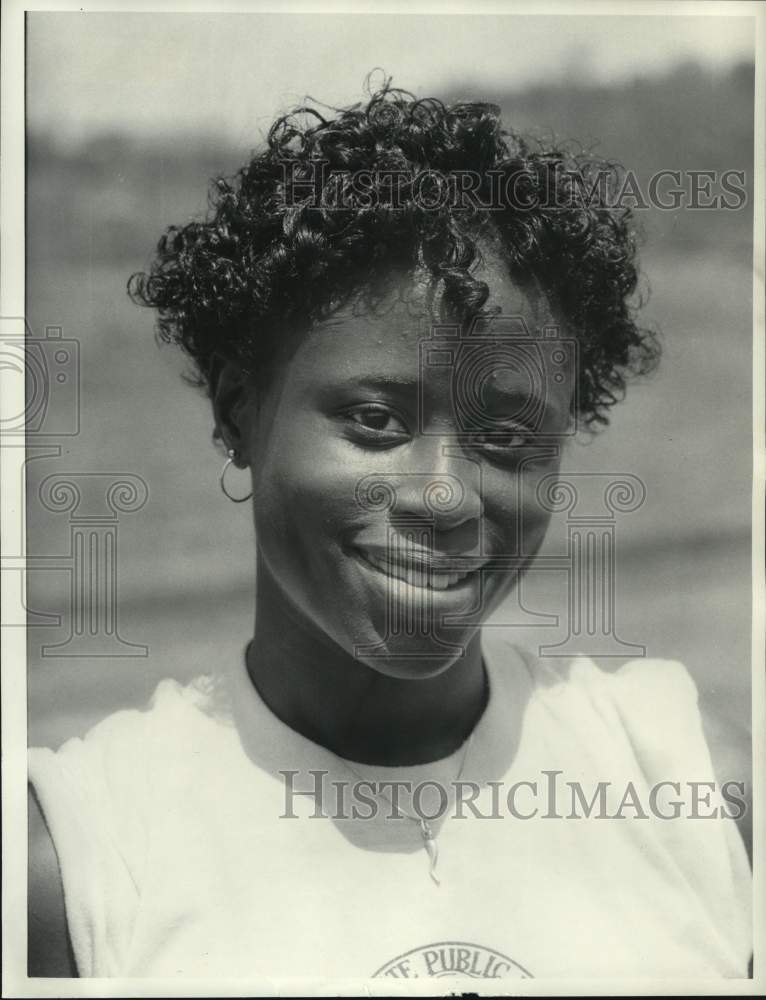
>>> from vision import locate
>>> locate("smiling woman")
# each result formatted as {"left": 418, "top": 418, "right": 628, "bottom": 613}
{"left": 26, "top": 80, "right": 751, "bottom": 982}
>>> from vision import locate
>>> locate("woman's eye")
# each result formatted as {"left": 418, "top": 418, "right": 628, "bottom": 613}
{"left": 476, "top": 427, "right": 529, "bottom": 449}
{"left": 344, "top": 406, "right": 410, "bottom": 442}
{"left": 469, "top": 424, "right": 534, "bottom": 460}
{"left": 495, "top": 431, "right": 528, "bottom": 448}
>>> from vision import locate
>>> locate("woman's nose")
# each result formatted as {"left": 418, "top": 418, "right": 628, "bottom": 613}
{"left": 389, "top": 439, "right": 484, "bottom": 539}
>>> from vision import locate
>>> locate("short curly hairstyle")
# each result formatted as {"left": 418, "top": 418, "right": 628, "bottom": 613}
{"left": 128, "top": 78, "right": 659, "bottom": 426}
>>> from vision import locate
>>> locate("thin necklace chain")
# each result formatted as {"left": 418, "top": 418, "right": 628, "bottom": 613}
{"left": 245, "top": 638, "right": 489, "bottom": 886}
{"left": 339, "top": 731, "right": 475, "bottom": 887}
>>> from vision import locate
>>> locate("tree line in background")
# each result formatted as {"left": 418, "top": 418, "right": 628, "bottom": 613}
{"left": 28, "top": 60, "right": 754, "bottom": 268}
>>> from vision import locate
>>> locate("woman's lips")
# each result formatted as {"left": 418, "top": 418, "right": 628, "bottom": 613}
{"left": 353, "top": 546, "right": 485, "bottom": 592}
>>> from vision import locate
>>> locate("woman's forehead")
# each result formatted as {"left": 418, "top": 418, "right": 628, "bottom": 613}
{"left": 303, "top": 262, "right": 556, "bottom": 369}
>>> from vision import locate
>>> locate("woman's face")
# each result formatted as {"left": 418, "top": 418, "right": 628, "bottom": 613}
{"left": 235, "top": 257, "right": 574, "bottom": 679}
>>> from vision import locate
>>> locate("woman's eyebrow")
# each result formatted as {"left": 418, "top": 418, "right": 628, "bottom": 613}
{"left": 324, "top": 374, "right": 420, "bottom": 392}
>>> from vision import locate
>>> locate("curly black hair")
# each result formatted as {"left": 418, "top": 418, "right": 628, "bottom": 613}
{"left": 128, "top": 78, "right": 659, "bottom": 426}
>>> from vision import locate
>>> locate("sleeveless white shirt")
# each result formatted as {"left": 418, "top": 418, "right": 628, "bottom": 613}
{"left": 28, "top": 637, "right": 751, "bottom": 980}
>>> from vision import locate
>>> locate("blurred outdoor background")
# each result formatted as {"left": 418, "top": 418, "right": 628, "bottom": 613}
{"left": 23, "top": 13, "right": 755, "bottom": 844}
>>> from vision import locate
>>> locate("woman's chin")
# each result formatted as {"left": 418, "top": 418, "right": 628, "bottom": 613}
{"left": 348, "top": 631, "right": 477, "bottom": 680}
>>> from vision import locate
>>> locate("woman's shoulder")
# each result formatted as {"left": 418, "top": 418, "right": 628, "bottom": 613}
{"left": 543, "top": 652, "right": 700, "bottom": 728}
{"left": 487, "top": 637, "right": 751, "bottom": 892}
{"left": 31, "top": 673, "right": 231, "bottom": 765}
{"left": 28, "top": 673, "right": 233, "bottom": 868}
{"left": 486, "top": 634, "right": 707, "bottom": 770}
{"left": 562, "top": 655, "right": 711, "bottom": 778}
{"left": 487, "top": 632, "right": 696, "bottom": 704}
{"left": 27, "top": 672, "right": 235, "bottom": 977}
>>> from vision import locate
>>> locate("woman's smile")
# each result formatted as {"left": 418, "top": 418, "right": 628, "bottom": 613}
{"left": 352, "top": 543, "right": 486, "bottom": 592}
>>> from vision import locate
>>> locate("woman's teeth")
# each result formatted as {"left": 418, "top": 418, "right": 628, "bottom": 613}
{"left": 360, "top": 550, "right": 472, "bottom": 590}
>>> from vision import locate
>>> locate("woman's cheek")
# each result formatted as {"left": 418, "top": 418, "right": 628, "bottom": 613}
{"left": 481, "top": 462, "right": 557, "bottom": 555}
{"left": 252, "top": 427, "right": 363, "bottom": 565}
{"left": 519, "top": 461, "right": 560, "bottom": 557}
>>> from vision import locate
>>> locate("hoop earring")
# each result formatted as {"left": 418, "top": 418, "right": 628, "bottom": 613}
{"left": 220, "top": 449, "right": 253, "bottom": 503}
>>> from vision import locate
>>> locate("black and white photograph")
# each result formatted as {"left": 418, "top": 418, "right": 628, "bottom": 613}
{"left": 1, "top": 0, "right": 764, "bottom": 994}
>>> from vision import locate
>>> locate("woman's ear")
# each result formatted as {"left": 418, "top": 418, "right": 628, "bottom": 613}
{"left": 212, "top": 362, "right": 254, "bottom": 467}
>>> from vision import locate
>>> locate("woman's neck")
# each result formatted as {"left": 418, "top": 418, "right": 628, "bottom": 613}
{"left": 246, "top": 563, "right": 488, "bottom": 766}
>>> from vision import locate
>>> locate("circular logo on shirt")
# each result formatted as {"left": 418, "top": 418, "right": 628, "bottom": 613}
{"left": 373, "top": 941, "right": 533, "bottom": 979}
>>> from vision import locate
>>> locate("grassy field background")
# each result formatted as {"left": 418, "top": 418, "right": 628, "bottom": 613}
{"left": 25, "top": 61, "right": 754, "bottom": 847}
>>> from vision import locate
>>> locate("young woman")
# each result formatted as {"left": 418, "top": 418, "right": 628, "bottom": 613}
{"left": 28, "top": 82, "right": 751, "bottom": 981}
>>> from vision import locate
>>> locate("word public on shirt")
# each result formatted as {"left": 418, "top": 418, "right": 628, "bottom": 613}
{"left": 373, "top": 941, "right": 533, "bottom": 979}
